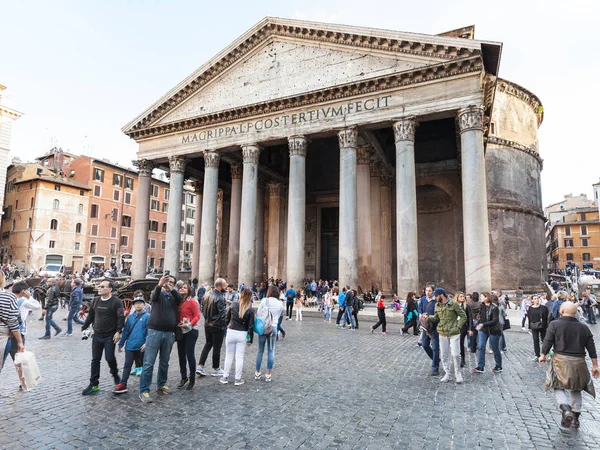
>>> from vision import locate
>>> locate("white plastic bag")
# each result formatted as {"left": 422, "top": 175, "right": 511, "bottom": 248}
{"left": 14, "top": 350, "right": 41, "bottom": 391}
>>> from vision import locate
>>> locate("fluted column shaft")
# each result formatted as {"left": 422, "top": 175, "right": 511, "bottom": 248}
{"left": 238, "top": 144, "right": 261, "bottom": 287}
{"left": 198, "top": 151, "right": 220, "bottom": 284}
{"left": 132, "top": 160, "right": 153, "bottom": 279}
{"left": 192, "top": 180, "right": 203, "bottom": 280}
{"left": 459, "top": 106, "right": 492, "bottom": 292}
{"left": 286, "top": 136, "right": 307, "bottom": 289}
{"left": 227, "top": 163, "right": 242, "bottom": 283}
{"left": 165, "top": 156, "right": 186, "bottom": 275}
{"left": 394, "top": 117, "right": 419, "bottom": 297}
{"left": 338, "top": 127, "right": 359, "bottom": 289}
{"left": 357, "top": 145, "right": 372, "bottom": 290}
{"left": 255, "top": 177, "right": 266, "bottom": 284}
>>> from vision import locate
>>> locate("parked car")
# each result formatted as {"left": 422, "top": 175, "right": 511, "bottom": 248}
{"left": 39, "top": 264, "right": 64, "bottom": 277}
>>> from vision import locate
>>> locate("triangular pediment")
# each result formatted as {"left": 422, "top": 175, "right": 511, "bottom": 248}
{"left": 124, "top": 17, "right": 493, "bottom": 137}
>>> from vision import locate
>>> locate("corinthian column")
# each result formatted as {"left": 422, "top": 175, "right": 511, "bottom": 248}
{"left": 286, "top": 135, "right": 307, "bottom": 289}
{"left": 238, "top": 144, "right": 261, "bottom": 287}
{"left": 131, "top": 159, "right": 153, "bottom": 279}
{"left": 255, "top": 175, "right": 267, "bottom": 284}
{"left": 370, "top": 163, "right": 382, "bottom": 290}
{"left": 267, "top": 183, "right": 282, "bottom": 280}
{"left": 227, "top": 163, "right": 242, "bottom": 282}
{"left": 393, "top": 117, "right": 419, "bottom": 297}
{"left": 198, "top": 150, "right": 220, "bottom": 284}
{"left": 191, "top": 179, "right": 203, "bottom": 280}
{"left": 356, "top": 145, "right": 372, "bottom": 290}
{"left": 338, "top": 127, "right": 359, "bottom": 289}
{"left": 380, "top": 173, "right": 393, "bottom": 292}
{"left": 458, "top": 106, "right": 492, "bottom": 292}
{"left": 165, "top": 156, "right": 186, "bottom": 275}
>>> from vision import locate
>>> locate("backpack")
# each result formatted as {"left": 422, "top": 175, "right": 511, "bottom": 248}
{"left": 254, "top": 299, "right": 273, "bottom": 336}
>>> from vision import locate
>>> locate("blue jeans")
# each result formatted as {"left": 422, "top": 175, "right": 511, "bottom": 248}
{"left": 140, "top": 329, "right": 175, "bottom": 393}
{"left": 343, "top": 307, "right": 354, "bottom": 328}
{"left": 277, "top": 315, "right": 285, "bottom": 337}
{"left": 44, "top": 305, "right": 60, "bottom": 336}
{"left": 67, "top": 302, "right": 85, "bottom": 334}
{"left": 500, "top": 331, "right": 507, "bottom": 350}
{"left": 587, "top": 306, "right": 597, "bottom": 324}
{"left": 421, "top": 330, "right": 440, "bottom": 372}
{"left": 324, "top": 307, "right": 332, "bottom": 321}
{"left": 256, "top": 332, "right": 276, "bottom": 372}
{"left": 477, "top": 331, "right": 502, "bottom": 369}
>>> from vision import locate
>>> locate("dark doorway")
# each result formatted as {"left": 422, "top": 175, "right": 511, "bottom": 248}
{"left": 320, "top": 207, "right": 339, "bottom": 281}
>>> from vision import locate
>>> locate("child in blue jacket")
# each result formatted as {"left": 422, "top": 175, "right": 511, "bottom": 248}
{"left": 114, "top": 296, "right": 149, "bottom": 394}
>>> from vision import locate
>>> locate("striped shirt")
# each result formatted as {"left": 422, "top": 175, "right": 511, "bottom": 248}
{"left": 0, "top": 290, "right": 20, "bottom": 331}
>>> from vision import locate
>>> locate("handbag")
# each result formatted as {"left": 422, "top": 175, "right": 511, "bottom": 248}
{"left": 503, "top": 318, "right": 511, "bottom": 330}
{"left": 530, "top": 321, "right": 544, "bottom": 331}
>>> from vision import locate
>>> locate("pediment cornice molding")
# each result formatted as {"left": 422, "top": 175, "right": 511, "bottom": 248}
{"left": 127, "top": 55, "right": 483, "bottom": 141}
{"left": 124, "top": 18, "right": 483, "bottom": 136}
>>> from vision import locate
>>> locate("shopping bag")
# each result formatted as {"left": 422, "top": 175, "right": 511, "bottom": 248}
{"left": 14, "top": 350, "right": 41, "bottom": 391}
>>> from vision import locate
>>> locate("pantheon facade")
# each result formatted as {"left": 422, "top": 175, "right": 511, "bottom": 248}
{"left": 123, "top": 18, "right": 545, "bottom": 295}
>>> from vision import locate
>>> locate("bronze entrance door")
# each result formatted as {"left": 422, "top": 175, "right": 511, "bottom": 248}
{"left": 320, "top": 207, "right": 339, "bottom": 281}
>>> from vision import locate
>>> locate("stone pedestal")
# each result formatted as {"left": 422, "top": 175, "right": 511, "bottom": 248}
{"left": 165, "top": 156, "right": 186, "bottom": 275}
{"left": 238, "top": 144, "right": 261, "bottom": 287}
{"left": 131, "top": 160, "right": 153, "bottom": 280}
{"left": 227, "top": 163, "right": 242, "bottom": 283}
{"left": 370, "top": 163, "right": 382, "bottom": 290}
{"left": 393, "top": 117, "right": 419, "bottom": 297}
{"left": 255, "top": 177, "right": 266, "bottom": 284}
{"left": 338, "top": 127, "right": 359, "bottom": 289}
{"left": 192, "top": 180, "right": 203, "bottom": 280}
{"left": 267, "top": 183, "right": 282, "bottom": 280}
{"left": 458, "top": 106, "right": 492, "bottom": 292}
{"left": 380, "top": 174, "right": 393, "bottom": 293}
{"left": 198, "top": 151, "right": 220, "bottom": 284}
{"left": 286, "top": 136, "right": 307, "bottom": 289}
{"left": 356, "top": 145, "right": 372, "bottom": 290}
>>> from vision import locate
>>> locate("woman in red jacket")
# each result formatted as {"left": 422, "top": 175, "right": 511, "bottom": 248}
{"left": 371, "top": 295, "right": 387, "bottom": 334}
{"left": 176, "top": 282, "right": 200, "bottom": 390}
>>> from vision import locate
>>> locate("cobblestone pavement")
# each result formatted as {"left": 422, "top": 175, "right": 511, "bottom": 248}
{"left": 2, "top": 308, "right": 600, "bottom": 449}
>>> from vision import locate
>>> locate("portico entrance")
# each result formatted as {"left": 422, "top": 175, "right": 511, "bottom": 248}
{"left": 320, "top": 207, "right": 339, "bottom": 281}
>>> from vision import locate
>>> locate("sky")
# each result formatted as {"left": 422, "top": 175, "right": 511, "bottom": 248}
{"left": 1, "top": 0, "right": 597, "bottom": 207}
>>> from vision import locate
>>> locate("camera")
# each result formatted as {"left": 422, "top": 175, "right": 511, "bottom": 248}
{"left": 82, "top": 329, "right": 94, "bottom": 340}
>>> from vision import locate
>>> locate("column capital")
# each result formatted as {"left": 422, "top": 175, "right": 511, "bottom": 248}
{"left": 457, "top": 105, "right": 485, "bottom": 133}
{"left": 380, "top": 173, "right": 394, "bottom": 187}
{"left": 392, "top": 117, "right": 417, "bottom": 142}
{"left": 267, "top": 182, "right": 282, "bottom": 197}
{"left": 230, "top": 163, "right": 243, "bottom": 179}
{"left": 241, "top": 144, "right": 261, "bottom": 164}
{"left": 168, "top": 155, "right": 187, "bottom": 174}
{"left": 357, "top": 145, "right": 371, "bottom": 165}
{"left": 203, "top": 150, "right": 220, "bottom": 168}
{"left": 133, "top": 159, "right": 154, "bottom": 177}
{"left": 288, "top": 135, "right": 308, "bottom": 157}
{"left": 337, "top": 126, "right": 358, "bottom": 148}
{"left": 370, "top": 162, "right": 381, "bottom": 177}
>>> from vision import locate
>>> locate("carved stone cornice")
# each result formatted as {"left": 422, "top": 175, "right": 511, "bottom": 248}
{"left": 168, "top": 156, "right": 187, "bottom": 174}
{"left": 487, "top": 135, "right": 543, "bottom": 169}
{"left": 370, "top": 162, "right": 381, "bottom": 177}
{"left": 203, "top": 150, "right": 220, "bottom": 168}
{"left": 457, "top": 106, "right": 484, "bottom": 133}
{"left": 126, "top": 56, "right": 483, "bottom": 140}
{"left": 230, "top": 163, "right": 243, "bottom": 179}
{"left": 288, "top": 135, "right": 308, "bottom": 157}
{"left": 268, "top": 182, "right": 282, "bottom": 197}
{"left": 338, "top": 127, "right": 358, "bottom": 148}
{"left": 133, "top": 159, "right": 154, "bottom": 177}
{"left": 380, "top": 173, "right": 394, "bottom": 187}
{"left": 357, "top": 146, "right": 371, "bottom": 164}
{"left": 497, "top": 78, "right": 544, "bottom": 126}
{"left": 392, "top": 117, "right": 417, "bottom": 142}
{"left": 241, "top": 144, "right": 261, "bottom": 164}
{"left": 488, "top": 202, "right": 545, "bottom": 221}
{"left": 126, "top": 20, "right": 481, "bottom": 135}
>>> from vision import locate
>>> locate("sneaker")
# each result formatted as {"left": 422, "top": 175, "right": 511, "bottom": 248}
{"left": 139, "top": 392, "right": 153, "bottom": 403}
{"left": 134, "top": 367, "right": 143, "bottom": 376}
{"left": 234, "top": 379, "right": 245, "bottom": 386}
{"left": 113, "top": 383, "right": 128, "bottom": 394}
{"left": 82, "top": 384, "right": 99, "bottom": 395}
{"left": 492, "top": 367, "right": 503, "bottom": 373}
{"left": 472, "top": 367, "right": 484, "bottom": 373}
{"left": 455, "top": 373, "right": 464, "bottom": 384}
{"left": 502, "top": 348, "right": 507, "bottom": 352}
{"left": 440, "top": 374, "right": 450, "bottom": 383}
{"left": 60, "top": 332, "right": 73, "bottom": 337}
{"left": 381, "top": 332, "right": 387, "bottom": 335}
{"left": 521, "top": 327, "right": 527, "bottom": 331}
{"left": 196, "top": 366, "right": 206, "bottom": 376}
{"left": 54, "top": 327, "right": 63, "bottom": 337}
{"left": 177, "top": 378, "right": 188, "bottom": 389}
{"left": 370, "top": 326, "right": 374, "bottom": 334}
{"left": 429, "top": 371, "right": 439, "bottom": 376}
{"left": 38, "top": 335, "right": 50, "bottom": 340}
{"left": 254, "top": 372, "right": 262, "bottom": 381}
{"left": 219, "top": 376, "right": 229, "bottom": 384}
{"left": 531, "top": 356, "right": 539, "bottom": 361}
{"left": 488, "top": 349, "right": 493, "bottom": 354}
{"left": 265, "top": 374, "right": 272, "bottom": 382}
{"left": 157, "top": 385, "right": 172, "bottom": 395}
{"left": 130, "top": 367, "right": 137, "bottom": 375}
{"left": 211, "top": 368, "right": 224, "bottom": 377}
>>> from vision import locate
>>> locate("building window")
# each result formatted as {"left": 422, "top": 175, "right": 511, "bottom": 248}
{"left": 74, "top": 242, "right": 80, "bottom": 251}
{"left": 162, "top": 202, "right": 168, "bottom": 213}
{"left": 76, "top": 223, "right": 82, "bottom": 233}
{"left": 124, "top": 192, "right": 131, "bottom": 204}
{"left": 93, "top": 185, "right": 101, "bottom": 197}
{"left": 54, "top": 185, "right": 61, "bottom": 191}
{"left": 11, "top": 220, "right": 15, "bottom": 231}
{"left": 165, "top": 188, "right": 170, "bottom": 200}
{"left": 185, "top": 242, "right": 193, "bottom": 253}
{"left": 161, "top": 222, "right": 167, "bottom": 233}
{"left": 30, "top": 198, "right": 34, "bottom": 208}
{"left": 581, "top": 225, "right": 588, "bottom": 236}
{"left": 122, "top": 215, "right": 131, "bottom": 227}
{"left": 582, "top": 238, "right": 589, "bottom": 247}
{"left": 15, "top": 200, "right": 18, "bottom": 210}
{"left": 53, "top": 199, "right": 59, "bottom": 210}
{"left": 151, "top": 185, "right": 159, "bottom": 197}
{"left": 125, "top": 177, "right": 134, "bottom": 190}
{"left": 186, "top": 224, "right": 194, "bottom": 235}
{"left": 159, "top": 258, "right": 164, "bottom": 268}
{"left": 565, "top": 226, "right": 571, "bottom": 236}
{"left": 566, "top": 253, "right": 574, "bottom": 261}
{"left": 91, "top": 224, "right": 98, "bottom": 236}
{"left": 90, "top": 242, "right": 97, "bottom": 254}
{"left": 187, "top": 193, "right": 195, "bottom": 204}
{"left": 93, "top": 168, "right": 104, "bottom": 182}
{"left": 583, "top": 253, "right": 591, "bottom": 261}
{"left": 151, "top": 200, "right": 159, "bottom": 211}
{"left": 149, "top": 220, "right": 159, "bottom": 232}
{"left": 186, "top": 208, "right": 195, "bottom": 219}
{"left": 110, "top": 244, "right": 116, "bottom": 255}
{"left": 564, "top": 239, "right": 573, "bottom": 247}
{"left": 3, "top": 206, "right": 11, "bottom": 219}
{"left": 49, "top": 240, "right": 55, "bottom": 249}
{"left": 78, "top": 204, "right": 83, "bottom": 214}
{"left": 113, "top": 190, "right": 120, "bottom": 202}
{"left": 91, "top": 204, "right": 99, "bottom": 218}
{"left": 112, "top": 208, "right": 119, "bottom": 221}
{"left": 111, "top": 227, "right": 117, "bottom": 238}
{"left": 27, "top": 218, "right": 31, "bottom": 229}
{"left": 50, "top": 219, "right": 58, "bottom": 230}
{"left": 581, "top": 213, "right": 587, "bottom": 221}
{"left": 80, "top": 190, "right": 84, "bottom": 196}
{"left": 113, "top": 174, "right": 123, "bottom": 187}
{"left": 161, "top": 240, "right": 166, "bottom": 250}
{"left": 148, "top": 239, "right": 156, "bottom": 249}
{"left": 120, "top": 235, "right": 128, "bottom": 247}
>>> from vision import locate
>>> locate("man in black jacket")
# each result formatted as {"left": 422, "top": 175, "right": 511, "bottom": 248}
{"left": 540, "top": 301, "right": 600, "bottom": 429}
{"left": 139, "top": 274, "right": 182, "bottom": 403}
{"left": 81, "top": 280, "right": 125, "bottom": 395}
{"left": 39, "top": 278, "right": 63, "bottom": 339}
{"left": 196, "top": 278, "right": 228, "bottom": 377}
